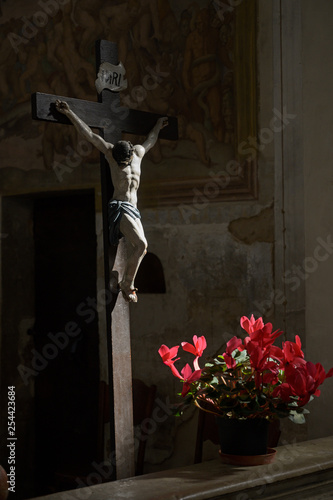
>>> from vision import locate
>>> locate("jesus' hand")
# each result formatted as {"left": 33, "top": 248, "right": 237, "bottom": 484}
{"left": 55, "top": 100, "right": 70, "bottom": 115}
{"left": 157, "top": 117, "right": 168, "bottom": 130}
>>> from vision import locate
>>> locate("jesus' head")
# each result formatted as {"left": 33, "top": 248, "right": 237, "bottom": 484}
{"left": 112, "top": 141, "right": 134, "bottom": 167}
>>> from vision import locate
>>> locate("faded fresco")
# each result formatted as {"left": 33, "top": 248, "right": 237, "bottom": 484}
{"left": 0, "top": 0, "right": 255, "bottom": 204}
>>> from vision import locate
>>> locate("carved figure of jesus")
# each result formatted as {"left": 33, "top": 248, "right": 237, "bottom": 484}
{"left": 55, "top": 100, "right": 168, "bottom": 302}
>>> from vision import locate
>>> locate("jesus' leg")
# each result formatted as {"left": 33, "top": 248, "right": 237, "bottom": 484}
{"left": 118, "top": 214, "right": 147, "bottom": 302}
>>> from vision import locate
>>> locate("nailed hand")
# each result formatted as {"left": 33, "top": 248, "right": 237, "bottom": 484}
{"left": 55, "top": 100, "right": 70, "bottom": 114}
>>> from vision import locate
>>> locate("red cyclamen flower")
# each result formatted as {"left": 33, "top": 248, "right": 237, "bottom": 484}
{"left": 222, "top": 336, "right": 243, "bottom": 369}
{"left": 181, "top": 335, "right": 207, "bottom": 357}
{"left": 241, "top": 315, "right": 283, "bottom": 348}
{"left": 158, "top": 344, "right": 181, "bottom": 378}
{"left": 182, "top": 335, "right": 207, "bottom": 370}
{"left": 158, "top": 344, "right": 179, "bottom": 365}
{"left": 180, "top": 364, "right": 202, "bottom": 397}
{"left": 274, "top": 361, "right": 333, "bottom": 406}
{"left": 240, "top": 314, "right": 264, "bottom": 334}
{"left": 246, "top": 341, "right": 280, "bottom": 387}
{"left": 282, "top": 335, "right": 305, "bottom": 366}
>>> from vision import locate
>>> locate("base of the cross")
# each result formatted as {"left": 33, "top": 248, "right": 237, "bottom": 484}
{"left": 109, "top": 239, "right": 135, "bottom": 479}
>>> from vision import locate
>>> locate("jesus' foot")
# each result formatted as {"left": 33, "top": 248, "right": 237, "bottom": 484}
{"left": 119, "top": 281, "right": 138, "bottom": 303}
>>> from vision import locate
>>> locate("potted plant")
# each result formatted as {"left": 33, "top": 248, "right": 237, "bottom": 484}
{"left": 158, "top": 315, "right": 333, "bottom": 461}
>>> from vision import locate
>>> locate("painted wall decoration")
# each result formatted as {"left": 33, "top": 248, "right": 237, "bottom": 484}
{"left": 0, "top": 0, "right": 256, "bottom": 206}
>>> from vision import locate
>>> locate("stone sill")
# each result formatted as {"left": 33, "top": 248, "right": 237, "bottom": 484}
{"left": 31, "top": 436, "right": 333, "bottom": 500}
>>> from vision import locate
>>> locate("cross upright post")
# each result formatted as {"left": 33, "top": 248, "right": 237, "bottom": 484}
{"left": 32, "top": 39, "right": 177, "bottom": 480}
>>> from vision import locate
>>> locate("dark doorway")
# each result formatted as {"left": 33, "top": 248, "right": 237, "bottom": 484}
{"left": 33, "top": 191, "right": 99, "bottom": 495}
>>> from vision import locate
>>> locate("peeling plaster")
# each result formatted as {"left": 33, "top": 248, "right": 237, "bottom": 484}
{"left": 228, "top": 206, "right": 274, "bottom": 245}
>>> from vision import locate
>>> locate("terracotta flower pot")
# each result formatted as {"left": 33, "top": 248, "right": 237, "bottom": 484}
{"left": 219, "top": 448, "right": 277, "bottom": 466}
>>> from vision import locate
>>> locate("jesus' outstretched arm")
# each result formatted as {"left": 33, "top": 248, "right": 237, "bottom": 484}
{"left": 55, "top": 100, "right": 113, "bottom": 156}
{"left": 141, "top": 117, "right": 168, "bottom": 155}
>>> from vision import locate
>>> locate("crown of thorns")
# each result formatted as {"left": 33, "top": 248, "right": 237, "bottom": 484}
{"left": 112, "top": 141, "right": 134, "bottom": 165}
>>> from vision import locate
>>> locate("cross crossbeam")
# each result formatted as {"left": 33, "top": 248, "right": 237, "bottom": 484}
{"left": 32, "top": 92, "right": 177, "bottom": 139}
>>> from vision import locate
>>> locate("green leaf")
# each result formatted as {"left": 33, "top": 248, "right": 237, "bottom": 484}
{"left": 236, "top": 350, "right": 248, "bottom": 363}
{"left": 289, "top": 411, "right": 306, "bottom": 424}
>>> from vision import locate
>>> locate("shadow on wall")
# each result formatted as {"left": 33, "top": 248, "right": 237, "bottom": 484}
{"left": 136, "top": 252, "right": 166, "bottom": 294}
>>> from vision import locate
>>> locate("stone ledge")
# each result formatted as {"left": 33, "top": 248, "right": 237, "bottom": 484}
{"left": 30, "top": 436, "right": 333, "bottom": 500}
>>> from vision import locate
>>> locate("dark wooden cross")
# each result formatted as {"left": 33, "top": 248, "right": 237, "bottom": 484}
{"left": 31, "top": 40, "right": 178, "bottom": 480}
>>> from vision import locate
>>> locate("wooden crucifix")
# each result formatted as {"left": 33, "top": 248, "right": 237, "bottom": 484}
{"left": 31, "top": 40, "right": 177, "bottom": 480}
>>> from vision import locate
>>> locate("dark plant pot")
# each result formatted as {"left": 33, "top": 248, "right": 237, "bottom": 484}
{"left": 216, "top": 417, "right": 270, "bottom": 456}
